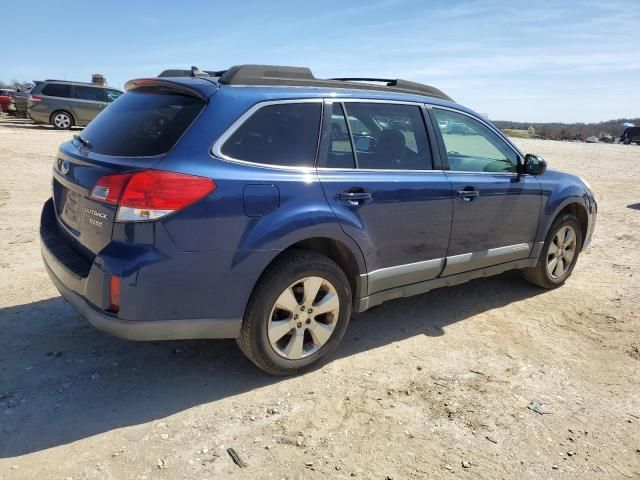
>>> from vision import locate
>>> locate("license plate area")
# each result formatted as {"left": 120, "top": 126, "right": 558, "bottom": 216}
{"left": 58, "top": 185, "right": 81, "bottom": 233}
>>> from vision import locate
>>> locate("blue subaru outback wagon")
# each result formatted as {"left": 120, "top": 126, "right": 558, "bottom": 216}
{"left": 41, "top": 65, "right": 597, "bottom": 375}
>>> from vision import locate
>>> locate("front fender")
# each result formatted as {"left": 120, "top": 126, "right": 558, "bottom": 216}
{"left": 536, "top": 171, "right": 591, "bottom": 245}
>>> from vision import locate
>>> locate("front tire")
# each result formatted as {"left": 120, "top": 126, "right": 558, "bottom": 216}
{"left": 522, "top": 213, "right": 582, "bottom": 288}
{"left": 237, "top": 251, "right": 352, "bottom": 376}
{"left": 51, "top": 111, "right": 73, "bottom": 129}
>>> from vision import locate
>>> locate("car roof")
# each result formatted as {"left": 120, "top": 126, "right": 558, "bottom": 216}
{"left": 138, "top": 75, "right": 476, "bottom": 117}
{"left": 131, "top": 64, "right": 479, "bottom": 114}
{"left": 157, "top": 64, "right": 453, "bottom": 101}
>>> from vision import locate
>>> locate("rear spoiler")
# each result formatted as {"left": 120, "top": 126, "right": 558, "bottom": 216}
{"left": 124, "top": 78, "right": 209, "bottom": 100}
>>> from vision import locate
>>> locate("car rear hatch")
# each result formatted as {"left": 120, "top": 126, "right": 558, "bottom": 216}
{"left": 51, "top": 78, "right": 214, "bottom": 263}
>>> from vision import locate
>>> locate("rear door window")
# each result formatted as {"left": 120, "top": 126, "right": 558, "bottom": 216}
{"left": 221, "top": 102, "right": 322, "bottom": 167}
{"left": 320, "top": 102, "right": 432, "bottom": 170}
{"left": 79, "top": 88, "right": 205, "bottom": 156}
{"left": 74, "top": 86, "right": 107, "bottom": 102}
{"left": 42, "top": 83, "right": 72, "bottom": 98}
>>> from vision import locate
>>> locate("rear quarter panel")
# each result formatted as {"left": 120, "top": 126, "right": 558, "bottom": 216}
{"left": 145, "top": 89, "right": 367, "bottom": 318}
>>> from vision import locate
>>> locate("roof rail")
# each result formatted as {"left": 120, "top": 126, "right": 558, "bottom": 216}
{"left": 330, "top": 77, "right": 452, "bottom": 102}
{"left": 330, "top": 77, "right": 395, "bottom": 83}
{"left": 157, "top": 64, "right": 453, "bottom": 102}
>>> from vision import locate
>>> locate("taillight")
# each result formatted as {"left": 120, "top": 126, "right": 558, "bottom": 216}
{"left": 89, "top": 172, "right": 133, "bottom": 205}
{"left": 89, "top": 170, "right": 215, "bottom": 222}
{"left": 29, "top": 95, "right": 42, "bottom": 102}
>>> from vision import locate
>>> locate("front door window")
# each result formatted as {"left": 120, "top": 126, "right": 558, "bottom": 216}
{"left": 432, "top": 109, "right": 518, "bottom": 173}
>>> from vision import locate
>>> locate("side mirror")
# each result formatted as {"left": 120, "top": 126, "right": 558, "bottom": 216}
{"left": 523, "top": 153, "right": 547, "bottom": 176}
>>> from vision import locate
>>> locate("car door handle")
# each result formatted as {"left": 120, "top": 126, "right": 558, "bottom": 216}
{"left": 338, "top": 189, "right": 372, "bottom": 205}
{"left": 456, "top": 188, "right": 480, "bottom": 202}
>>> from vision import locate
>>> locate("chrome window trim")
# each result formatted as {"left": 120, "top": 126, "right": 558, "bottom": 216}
{"left": 445, "top": 170, "right": 518, "bottom": 176}
{"left": 210, "top": 98, "right": 324, "bottom": 171}
{"left": 210, "top": 97, "right": 520, "bottom": 174}
{"left": 325, "top": 98, "right": 428, "bottom": 107}
{"left": 430, "top": 105, "right": 525, "bottom": 166}
{"left": 69, "top": 98, "right": 107, "bottom": 105}
{"left": 316, "top": 168, "right": 447, "bottom": 173}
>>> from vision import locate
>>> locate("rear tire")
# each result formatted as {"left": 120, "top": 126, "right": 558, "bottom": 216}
{"left": 521, "top": 213, "right": 582, "bottom": 288}
{"left": 51, "top": 111, "right": 73, "bottom": 129}
{"left": 237, "top": 250, "right": 352, "bottom": 376}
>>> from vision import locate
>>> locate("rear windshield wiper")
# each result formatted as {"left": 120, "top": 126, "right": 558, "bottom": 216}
{"left": 73, "top": 134, "right": 92, "bottom": 149}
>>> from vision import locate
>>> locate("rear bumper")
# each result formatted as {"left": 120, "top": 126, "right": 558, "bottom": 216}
{"left": 44, "top": 259, "right": 241, "bottom": 340}
{"left": 40, "top": 198, "right": 242, "bottom": 340}
{"left": 27, "top": 106, "right": 50, "bottom": 124}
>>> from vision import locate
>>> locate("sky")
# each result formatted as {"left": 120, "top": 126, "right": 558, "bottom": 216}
{"left": 2, "top": 0, "right": 639, "bottom": 123}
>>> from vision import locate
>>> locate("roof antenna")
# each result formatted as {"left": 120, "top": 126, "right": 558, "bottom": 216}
{"left": 191, "top": 66, "right": 207, "bottom": 78}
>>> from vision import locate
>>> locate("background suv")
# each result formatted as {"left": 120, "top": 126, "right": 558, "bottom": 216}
{"left": 28, "top": 80, "right": 122, "bottom": 129}
{"left": 40, "top": 65, "right": 596, "bottom": 375}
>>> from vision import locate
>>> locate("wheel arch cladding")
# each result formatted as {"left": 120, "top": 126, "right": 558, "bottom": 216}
{"left": 550, "top": 201, "right": 588, "bottom": 247}
{"left": 539, "top": 180, "right": 589, "bottom": 242}
{"left": 246, "top": 236, "right": 366, "bottom": 309}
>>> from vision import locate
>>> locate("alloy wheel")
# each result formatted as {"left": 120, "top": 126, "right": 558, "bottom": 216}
{"left": 54, "top": 113, "right": 71, "bottom": 129}
{"left": 547, "top": 225, "right": 577, "bottom": 279}
{"left": 268, "top": 276, "right": 340, "bottom": 360}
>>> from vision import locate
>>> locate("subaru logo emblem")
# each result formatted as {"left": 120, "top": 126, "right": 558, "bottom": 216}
{"left": 60, "top": 160, "right": 70, "bottom": 175}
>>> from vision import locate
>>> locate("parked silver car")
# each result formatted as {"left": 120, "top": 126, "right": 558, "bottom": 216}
{"left": 28, "top": 80, "right": 122, "bottom": 129}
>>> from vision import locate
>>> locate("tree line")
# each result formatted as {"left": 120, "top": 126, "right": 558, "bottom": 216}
{"left": 493, "top": 118, "right": 639, "bottom": 141}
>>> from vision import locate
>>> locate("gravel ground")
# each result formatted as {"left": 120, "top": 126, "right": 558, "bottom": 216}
{"left": 0, "top": 115, "right": 639, "bottom": 479}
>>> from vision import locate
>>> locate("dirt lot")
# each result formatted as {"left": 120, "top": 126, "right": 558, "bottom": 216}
{"left": 0, "top": 115, "right": 638, "bottom": 479}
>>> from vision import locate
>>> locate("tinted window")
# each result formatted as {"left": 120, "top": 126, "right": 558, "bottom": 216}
{"left": 221, "top": 103, "right": 321, "bottom": 167}
{"left": 80, "top": 89, "right": 204, "bottom": 156}
{"left": 433, "top": 109, "right": 518, "bottom": 173}
{"left": 340, "top": 103, "right": 432, "bottom": 170}
{"left": 106, "top": 89, "right": 122, "bottom": 102}
{"left": 321, "top": 102, "right": 356, "bottom": 169}
{"left": 42, "top": 83, "right": 71, "bottom": 98}
{"left": 74, "top": 86, "right": 106, "bottom": 102}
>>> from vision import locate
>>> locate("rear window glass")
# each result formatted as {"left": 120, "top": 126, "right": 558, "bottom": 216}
{"left": 221, "top": 103, "right": 321, "bottom": 167}
{"left": 42, "top": 83, "right": 71, "bottom": 98}
{"left": 80, "top": 89, "right": 204, "bottom": 156}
